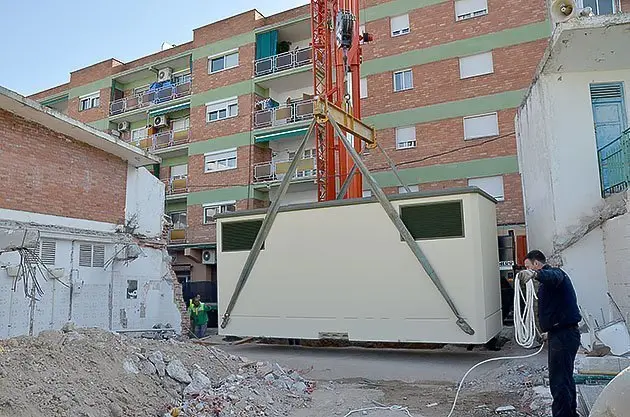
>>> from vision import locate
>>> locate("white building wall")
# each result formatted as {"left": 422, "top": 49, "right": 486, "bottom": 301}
{"left": 125, "top": 166, "right": 165, "bottom": 238}
{"left": 602, "top": 208, "right": 630, "bottom": 323}
{"left": 517, "top": 69, "right": 630, "bottom": 320}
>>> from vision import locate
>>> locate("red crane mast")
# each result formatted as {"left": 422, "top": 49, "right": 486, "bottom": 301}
{"left": 311, "top": 0, "right": 364, "bottom": 201}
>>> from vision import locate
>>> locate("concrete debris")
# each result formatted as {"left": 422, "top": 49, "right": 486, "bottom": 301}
{"left": 0, "top": 328, "right": 313, "bottom": 417}
{"left": 496, "top": 405, "right": 516, "bottom": 412}
{"left": 166, "top": 360, "right": 192, "bottom": 384}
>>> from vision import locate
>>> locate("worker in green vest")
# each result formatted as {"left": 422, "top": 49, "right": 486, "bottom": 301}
{"left": 189, "top": 295, "right": 212, "bottom": 339}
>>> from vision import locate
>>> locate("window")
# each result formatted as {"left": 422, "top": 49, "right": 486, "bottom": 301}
{"left": 209, "top": 51, "right": 239, "bottom": 74}
{"left": 172, "top": 72, "right": 191, "bottom": 85}
{"left": 360, "top": 77, "right": 368, "bottom": 98}
{"left": 170, "top": 164, "right": 188, "bottom": 179}
{"left": 396, "top": 126, "right": 417, "bottom": 149}
{"left": 40, "top": 239, "right": 56, "bottom": 265}
{"left": 463, "top": 113, "right": 499, "bottom": 140}
{"left": 401, "top": 202, "right": 464, "bottom": 240}
{"left": 222, "top": 220, "right": 264, "bottom": 252}
{"left": 170, "top": 212, "right": 187, "bottom": 229}
{"left": 393, "top": 70, "right": 413, "bottom": 92}
{"left": 205, "top": 149, "right": 237, "bottom": 173}
{"left": 79, "top": 92, "right": 100, "bottom": 111}
{"left": 398, "top": 185, "right": 420, "bottom": 194}
{"left": 359, "top": 25, "right": 366, "bottom": 44}
{"left": 363, "top": 190, "right": 372, "bottom": 198}
{"left": 206, "top": 97, "right": 238, "bottom": 122}
{"left": 390, "top": 14, "right": 410, "bottom": 36}
{"left": 203, "top": 201, "right": 237, "bottom": 224}
{"left": 468, "top": 176, "right": 505, "bottom": 201}
{"left": 131, "top": 127, "right": 148, "bottom": 142}
{"left": 172, "top": 117, "right": 190, "bottom": 132}
{"left": 288, "top": 148, "right": 316, "bottom": 177}
{"left": 78, "top": 243, "right": 105, "bottom": 268}
{"left": 459, "top": 52, "right": 494, "bottom": 79}
{"left": 583, "top": 0, "right": 615, "bottom": 15}
{"left": 455, "top": 0, "right": 488, "bottom": 21}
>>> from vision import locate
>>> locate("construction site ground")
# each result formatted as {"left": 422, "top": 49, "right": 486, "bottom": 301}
{"left": 0, "top": 326, "right": 553, "bottom": 417}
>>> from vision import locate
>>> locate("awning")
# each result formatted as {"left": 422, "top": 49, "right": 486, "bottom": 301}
{"left": 149, "top": 101, "right": 190, "bottom": 117}
{"left": 255, "top": 127, "right": 309, "bottom": 143}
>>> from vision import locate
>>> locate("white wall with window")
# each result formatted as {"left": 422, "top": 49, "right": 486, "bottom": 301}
{"left": 398, "top": 185, "right": 420, "bottom": 194}
{"left": 468, "top": 176, "right": 504, "bottom": 201}
{"left": 393, "top": 70, "right": 413, "bottom": 92}
{"left": 396, "top": 126, "right": 417, "bottom": 149}
{"left": 204, "top": 148, "right": 237, "bottom": 173}
{"left": 459, "top": 52, "right": 494, "bottom": 79}
{"left": 390, "top": 14, "right": 410, "bottom": 36}
{"left": 455, "top": 0, "right": 488, "bottom": 21}
{"left": 79, "top": 91, "right": 100, "bottom": 111}
{"left": 463, "top": 113, "right": 499, "bottom": 139}
{"left": 206, "top": 97, "right": 238, "bottom": 122}
{"left": 209, "top": 50, "right": 239, "bottom": 74}
{"left": 203, "top": 201, "right": 237, "bottom": 224}
{"left": 360, "top": 78, "right": 368, "bottom": 98}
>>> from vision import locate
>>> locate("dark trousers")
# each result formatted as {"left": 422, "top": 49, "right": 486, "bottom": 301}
{"left": 548, "top": 326, "right": 580, "bottom": 417}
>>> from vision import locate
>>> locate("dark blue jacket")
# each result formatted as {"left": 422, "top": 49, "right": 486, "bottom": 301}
{"left": 536, "top": 265, "right": 582, "bottom": 333}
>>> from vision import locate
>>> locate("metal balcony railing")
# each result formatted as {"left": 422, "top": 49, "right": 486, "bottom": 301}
{"left": 598, "top": 128, "right": 630, "bottom": 197}
{"left": 253, "top": 157, "right": 316, "bottom": 183}
{"left": 164, "top": 176, "right": 188, "bottom": 195}
{"left": 109, "top": 80, "right": 192, "bottom": 116}
{"left": 130, "top": 128, "right": 190, "bottom": 152}
{"left": 254, "top": 46, "right": 312, "bottom": 77}
{"left": 253, "top": 99, "right": 315, "bottom": 129}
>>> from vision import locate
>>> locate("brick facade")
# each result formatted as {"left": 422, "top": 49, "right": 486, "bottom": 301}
{"left": 0, "top": 108, "right": 127, "bottom": 224}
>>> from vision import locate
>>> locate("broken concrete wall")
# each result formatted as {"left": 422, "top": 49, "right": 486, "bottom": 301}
{"left": 0, "top": 209, "right": 182, "bottom": 338}
{"left": 602, "top": 199, "right": 630, "bottom": 324}
{"left": 124, "top": 166, "right": 165, "bottom": 239}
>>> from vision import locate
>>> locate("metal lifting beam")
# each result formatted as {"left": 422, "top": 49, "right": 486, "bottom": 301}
{"left": 314, "top": 99, "right": 376, "bottom": 148}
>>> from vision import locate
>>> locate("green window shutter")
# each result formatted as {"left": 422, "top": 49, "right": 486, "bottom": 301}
{"left": 400, "top": 201, "right": 464, "bottom": 240}
{"left": 222, "top": 220, "right": 264, "bottom": 252}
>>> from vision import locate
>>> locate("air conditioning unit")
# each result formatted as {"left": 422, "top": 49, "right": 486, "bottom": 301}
{"left": 153, "top": 115, "right": 169, "bottom": 128}
{"left": 117, "top": 121, "right": 130, "bottom": 132}
{"left": 202, "top": 249, "right": 216, "bottom": 265}
{"left": 157, "top": 67, "right": 173, "bottom": 82}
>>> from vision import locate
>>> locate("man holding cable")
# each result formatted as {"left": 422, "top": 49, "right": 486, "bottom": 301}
{"left": 517, "top": 250, "right": 582, "bottom": 417}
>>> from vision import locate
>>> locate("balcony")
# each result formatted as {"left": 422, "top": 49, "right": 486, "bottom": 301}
{"left": 598, "top": 128, "right": 630, "bottom": 197}
{"left": 130, "top": 128, "right": 190, "bottom": 152}
{"left": 110, "top": 80, "right": 191, "bottom": 116}
{"left": 253, "top": 157, "right": 316, "bottom": 183}
{"left": 253, "top": 98, "right": 314, "bottom": 130}
{"left": 254, "top": 47, "right": 312, "bottom": 77}
{"left": 164, "top": 176, "right": 188, "bottom": 196}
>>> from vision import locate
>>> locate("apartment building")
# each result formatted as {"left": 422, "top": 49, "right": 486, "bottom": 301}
{"left": 30, "top": 0, "right": 599, "bottom": 287}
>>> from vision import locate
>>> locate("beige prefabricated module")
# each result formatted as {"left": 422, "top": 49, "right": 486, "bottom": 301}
{"left": 217, "top": 188, "right": 502, "bottom": 344}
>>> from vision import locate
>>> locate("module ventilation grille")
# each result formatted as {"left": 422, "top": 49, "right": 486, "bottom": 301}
{"left": 590, "top": 84, "right": 623, "bottom": 99}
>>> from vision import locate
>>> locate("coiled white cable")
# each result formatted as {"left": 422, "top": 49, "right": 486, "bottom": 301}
{"left": 513, "top": 273, "right": 539, "bottom": 349}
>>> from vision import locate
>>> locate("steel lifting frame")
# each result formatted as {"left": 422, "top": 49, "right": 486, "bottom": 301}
{"left": 220, "top": 104, "right": 475, "bottom": 336}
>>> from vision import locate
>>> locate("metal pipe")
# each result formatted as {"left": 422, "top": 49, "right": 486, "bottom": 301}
{"left": 377, "top": 141, "right": 411, "bottom": 193}
{"left": 221, "top": 120, "right": 316, "bottom": 329}
{"left": 328, "top": 115, "right": 474, "bottom": 335}
{"left": 336, "top": 164, "right": 358, "bottom": 200}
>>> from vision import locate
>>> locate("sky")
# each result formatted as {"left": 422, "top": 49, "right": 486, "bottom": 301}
{"left": 0, "top": 0, "right": 309, "bottom": 96}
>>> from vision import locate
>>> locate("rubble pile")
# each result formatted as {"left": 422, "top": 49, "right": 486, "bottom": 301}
{"left": 0, "top": 327, "right": 312, "bottom": 417}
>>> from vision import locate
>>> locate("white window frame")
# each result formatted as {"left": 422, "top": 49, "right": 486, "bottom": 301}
{"left": 172, "top": 117, "right": 190, "bottom": 132}
{"left": 204, "top": 148, "right": 237, "bottom": 173}
{"left": 393, "top": 69, "right": 413, "bottom": 92}
{"left": 390, "top": 14, "right": 410, "bottom": 37}
{"left": 208, "top": 49, "right": 239, "bottom": 74}
{"left": 170, "top": 211, "right": 187, "bottom": 229}
{"left": 170, "top": 164, "right": 188, "bottom": 179}
{"left": 79, "top": 91, "right": 100, "bottom": 111}
{"left": 130, "top": 127, "right": 148, "bottom": 143}
{"left": 360, "top": 77, "right": 368, "bottom": 99}
{"left": 396, "top": 126, "right": 417, "bottom": 150}
{"left": 203, "top": 201, "right": 237, "bottom": 224}
{"left": 459, "top": 51, "right": 494, "bottom": 79}
{"left": 455, "top": 0, "right": 489, "bottom": 21}
{"left": 582, "top": 0, "right": 617, "bottom": 15}
{"left": 398, "top": 185, "right": 420, "bottom": 194}
{"left": 172, "top": 70, "right": 192, "bottom": 85}
{"left": 206, "top": 97, "right": 239, "bottom": 123}
{"left": 359, "top": 25, "right": 366, "bottom": 44}
{"left": 468, "top": 176, "right": 505, "bottom": 201}
{"left": 463, "top": 112, "right": 499, "bottom": 140}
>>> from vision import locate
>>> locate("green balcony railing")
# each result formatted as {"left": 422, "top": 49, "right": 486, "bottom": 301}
{"left": 598, "top": 128, "right": 630, "bottom": 197}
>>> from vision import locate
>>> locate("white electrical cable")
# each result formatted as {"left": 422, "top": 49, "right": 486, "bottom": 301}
{"left": 513, "top": 274, "right": 539, "bottom": 348}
